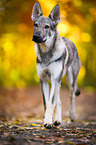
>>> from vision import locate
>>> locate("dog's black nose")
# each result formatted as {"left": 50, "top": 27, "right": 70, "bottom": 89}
{"left": 32, "top": 31, "right": 46, "bottom": 43}
{"left": 33, "top": 33, "right": 40, "bottom": 39}
{"left": 32, "top": 32, "right": 41, "bottom": 43}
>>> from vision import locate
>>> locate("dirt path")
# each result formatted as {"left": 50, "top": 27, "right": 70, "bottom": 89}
{"left": 0, "top": 120, "right": 96, "bottom": 145}
{"left": 0, "top": 87, "right": 96, "bottom": 144}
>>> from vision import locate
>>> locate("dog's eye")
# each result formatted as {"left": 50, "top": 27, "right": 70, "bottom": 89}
{"left": 34, "top": 23, "right": 38, "bottom": 27}
{"left": 44, "top": 25, "right": 50, "bottom": 29}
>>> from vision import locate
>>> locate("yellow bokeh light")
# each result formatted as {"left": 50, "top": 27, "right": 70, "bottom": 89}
{"left": 69, "top": 26, "right": 81, "bottom": 42}
{"left": 73, "top": 0, "right": 82, "bottom": 6}
{"left": 81, "top": 33, "right": 91, "bottom": 42}
{"left": 3, "top": 60, "right": 10, "bottom": 72}
{"left": 3, "top": 41, "right": 13, "bottom": 52}
{"left": 78, "top": 48, "right": 87, "bottom": 63}
{"left": 58, "top": 22, "right": 71, "bottom": 35}
{"left": 78, "top": 65, "right": 86, "bottom": 80}
{"left": 38, "top": 0, "right": 56, "bottom": 15}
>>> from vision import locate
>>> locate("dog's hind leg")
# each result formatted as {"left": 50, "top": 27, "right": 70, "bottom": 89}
{"left": 40, "top": 80, "right": 49, "bottom": 111}
{"left": 54, "top": 93, "right": 62, "bottom": 126}
{"left": 66, "top": 63, "right": 80, "bottom": 122}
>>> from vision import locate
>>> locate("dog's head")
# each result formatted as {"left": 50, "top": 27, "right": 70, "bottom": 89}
{"left": 31, "top": 1, "right": 60, "bottom": 44}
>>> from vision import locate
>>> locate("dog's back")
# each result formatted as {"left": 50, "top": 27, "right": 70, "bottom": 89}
{"left": 62, "top": 37, "right": 81, "bottom": 96}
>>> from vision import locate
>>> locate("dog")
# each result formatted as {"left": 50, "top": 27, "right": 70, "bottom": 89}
{"left": 31, "top": 1, "right": 81, "bottom": 129}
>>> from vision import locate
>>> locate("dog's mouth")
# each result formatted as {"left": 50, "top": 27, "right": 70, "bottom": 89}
{"left": 32, "top": 33, "right": 46, "bottom": 43}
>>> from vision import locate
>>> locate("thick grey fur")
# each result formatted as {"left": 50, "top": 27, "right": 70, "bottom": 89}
{"left": 32, "top": 1, "right": 81, "bottom": 128}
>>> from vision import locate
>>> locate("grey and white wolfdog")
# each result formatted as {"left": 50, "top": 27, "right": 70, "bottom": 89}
{"left": 31, "top": 1, "right": 81, "bottom": 129}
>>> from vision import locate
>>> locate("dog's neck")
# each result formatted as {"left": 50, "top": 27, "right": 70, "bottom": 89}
{"left": 35, "top": 29, "right": 62, "bottom": 63}
{"left": 36, "top": 35, "right": 57, "bottom": 64}
{"left": 39, "top": 42, "right": 50, "bottom": 53}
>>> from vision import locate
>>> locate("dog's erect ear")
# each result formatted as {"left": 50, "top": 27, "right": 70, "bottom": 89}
{"left": 49, "top": 5, "right": 60, "bottom": 26}
{"left": 31, "top": 1, "right": 43, "bottom": 22}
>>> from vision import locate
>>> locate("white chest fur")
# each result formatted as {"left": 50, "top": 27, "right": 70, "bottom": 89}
{"left": 35, "top": 37, "right": 68, "bottom": 81}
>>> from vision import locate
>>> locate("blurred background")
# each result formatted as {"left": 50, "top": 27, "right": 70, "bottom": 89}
{"left": 0, "top": 0, "right": 96, "bottom": 121}
{"left": 0, "top": 0, "right": 96, "bottom": 89}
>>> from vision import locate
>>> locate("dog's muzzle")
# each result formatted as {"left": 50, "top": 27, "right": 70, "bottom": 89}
{"left": 32, "top": 32, "right": 46, "bottom": 43}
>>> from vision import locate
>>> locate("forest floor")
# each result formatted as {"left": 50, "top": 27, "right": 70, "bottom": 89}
{"left": 0, "top": 87, "right": 96, "bottom": 145}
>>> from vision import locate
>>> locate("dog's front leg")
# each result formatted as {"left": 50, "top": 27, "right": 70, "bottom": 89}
{"left": 44, "top": 78, "right": 60, "bottom": 128}
{"left": 54, "top": 93, "right": 62, "bottom": 126}
{"left": 40, "top": 79, "right": 49, "bottom": 111}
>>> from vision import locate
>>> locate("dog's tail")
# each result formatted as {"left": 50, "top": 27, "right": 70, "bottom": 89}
{"left": 75, "top": 86, "right": 80, "bottom": 96}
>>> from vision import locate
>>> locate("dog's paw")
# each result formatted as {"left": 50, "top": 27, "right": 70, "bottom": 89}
{"left": 54, "top": 120, "right": 61, "bottom": 126}
{"left": 70, "top": 109, "right": 75, "bottom": 123}
{"left": 44, "top": 123, "right": 53, "bottom": 129}
{"left": 71, "top": 119, "right": 75, "bottom": 122}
